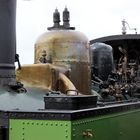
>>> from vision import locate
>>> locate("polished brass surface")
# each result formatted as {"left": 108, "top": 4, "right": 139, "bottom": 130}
{"left": 35, "top": 30, "right": 91, "bottom": 94}
{"left": 83, "top": 130, "right": 93, "bottom": 138}
{"left": 58, "top": 73, "right": 77, "bottom": 95}
{"left": 16, "top": 64, "right": 76, "bottom": 95}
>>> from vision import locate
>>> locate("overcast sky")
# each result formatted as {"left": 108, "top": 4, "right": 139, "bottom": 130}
{"left": 16, "top": 0, "right": 140, "bottom": 64}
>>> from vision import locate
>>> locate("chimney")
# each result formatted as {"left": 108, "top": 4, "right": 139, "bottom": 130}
{"left": 0, "top": 0, "right": 16, "bottom": 86}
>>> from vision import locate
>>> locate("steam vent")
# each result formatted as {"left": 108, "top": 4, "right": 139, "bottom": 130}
{"left": 35, "top": 8, "right": 91, "bottom": 94}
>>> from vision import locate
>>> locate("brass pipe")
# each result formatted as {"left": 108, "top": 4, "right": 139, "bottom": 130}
{"left": 58, "top": 73, "right": 78, "bottom": 95}
{"left": 16, "top": 64, "right": 78, "bottom": 95}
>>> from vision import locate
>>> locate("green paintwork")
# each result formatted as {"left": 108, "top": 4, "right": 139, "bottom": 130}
{"left": 9, "top": 109, "right": 140, "bottom": 140}
{"left": 72, "top": 109, "right": 140, "bottom": 140}
{"left": 9, "top": 120, "right": 71, "bottom": 140}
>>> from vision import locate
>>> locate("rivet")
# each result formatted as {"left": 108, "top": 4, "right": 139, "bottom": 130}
{"left": 120, "top": 132, "right": 123, "bottom": 135}
{"left": 55, "top": 123, "right": 58, "bottom": 126}
{"left": 65, "top": 135, "right": 68, "bottom": 138}
{"left": 22, "top": 133, "right": 25, "bottom": 135}
{"left": 73, "top": 134, "right": 76, "bottom": 137}
{"left": 22, "top": 122, "right": 25, "bottom": 125}
{"left": 60, "top": 124, "right": 63, "bottom": 126}
{"left": 41, "top": 123, "right": 43, "bottom": 125}
{"left": 65, "top": 123, "right": 68, "bottom": 126}
{"left": 51, "top": 114, "right": 54, "bottom": 117}
{"left": 10, "top": 127, "right": 12, "bottom": 130}
{"left": 32, "top": 123, "right": 34, "bottom": 125}
{"left": 65, "top": 129, "right": 68, "bottom": 132}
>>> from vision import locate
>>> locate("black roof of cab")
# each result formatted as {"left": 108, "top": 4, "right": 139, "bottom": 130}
{"left": 90, "top": 34, "right": 140, "bottom": 46}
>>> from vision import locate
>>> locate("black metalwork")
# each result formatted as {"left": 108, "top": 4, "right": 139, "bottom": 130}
{"left": 44, "top": 95, "right": 97, "bottom": 110}
{"left": 90, "top": 34, "right": 140, "bottom": 98}
{"left": 63, "top": 7, "right": 70, "bottom": 28}
{"left": 0, "top": 126, "right": 8, "bottom": 140}
{"left": 91, "top": 43, "right": 114, "bottom": 81}
{"left": 90, "top": 34, "right": 140, "bottom": 45}
{"left": 48, "top": 7, "right": 75, "bottom": 30}
{"left": 0, "top": 111, "right": 9, "bottom": 140}
{"left": 0, "top": 101, "right": 138, "bottom": 121}
{"left": 0, "top": 0, "right": 16, "bottom": 86}
{"left": 9, "top": 82, "right": 27, "bottom": 93}
{"left": 39, "top": 50, "right": 52, "bottom": 63}
{"left": 15, "top": 54, "right": 21, "bottom": 69}
{"left": 53, "top": 8, "right": 60, "bottom": 28}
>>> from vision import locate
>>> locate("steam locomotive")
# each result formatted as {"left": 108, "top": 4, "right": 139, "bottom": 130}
{"left": 0, "top": 1, "right": 140, "bottom": 140}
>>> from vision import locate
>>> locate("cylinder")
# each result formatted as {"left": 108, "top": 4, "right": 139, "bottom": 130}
{"left": 91, "top": 43, "right": 114, "bottom": 81}
{"left": 0, "top": 0, "right": 16, "bottom": 85}
{"left": 35, "top": 30, "right": 91, "bottom": 94}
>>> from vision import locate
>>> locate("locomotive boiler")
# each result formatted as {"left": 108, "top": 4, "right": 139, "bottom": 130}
{"left": 0, "top": 1, "right": 140, "bottom": 140}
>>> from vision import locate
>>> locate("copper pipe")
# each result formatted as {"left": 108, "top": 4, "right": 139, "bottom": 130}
{"left": 59, "top": 73, "right": 78, "bottom": 95}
